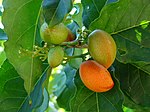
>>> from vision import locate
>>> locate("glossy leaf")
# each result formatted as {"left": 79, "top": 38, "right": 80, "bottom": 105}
{"left": 0, "top": 41, "right": 6, "bottom": 67}
{"left": 123, "top": 95, "right": 150, "bottom": 111}
{"left": 67, "top": 21, "right": 80, "bottom": 36}
{"left": 2, "top": 0, "right": 43, "bottom": 94}
{"left": 0, "top": 60, "right": 27, "bottom": 112}
{"left": 70, "top": 70, "right": 124, "bottom": 112}
{"left": 72, "top": 3, "right": 83, "bottom": 27}
{"left": 50, "top": 72, "right": 66, "bottom": 97}
{"left": 65, "top": 48, "right": 74, "bottom": 56}
{"left": 18, "top": 67, "right": 50, "bottom": 112}
{"left": 69, "top": 48, "right": 83, "bottom": 69}
{"left": 0, "top": 28, "right": 7, "bottom": 40}
{"left": 113, "top": 23, "right": 150, "bottom": 63}
{"left": 81, "top": 0, "right": 107, "bottom": 28}
{"left": 114, "top": 60, "right": 150, "bottom": 107}
{"left": 107, "top": 0, "right": 118, "bottom": 4}
{"left": 57, "top": 65, "right": 77, "bottom": 111}
{"left": 42, "top": 0, "right": 73, "bottom": 27}
{"left": 90, "top": 0, "right": 150, "bottom": 34}
{"left": 34, "top": 88, "right": 49, "bottom": 112}
{"left": 0, "top": 50, "right": 6, "bottom": 67}
{"left": 0, "top": 60, "right": 50, "bottom": 112}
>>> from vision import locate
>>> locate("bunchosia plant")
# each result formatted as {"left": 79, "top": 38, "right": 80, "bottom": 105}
{"left": 21, "top": 26, "right": 116, "bottom": 93}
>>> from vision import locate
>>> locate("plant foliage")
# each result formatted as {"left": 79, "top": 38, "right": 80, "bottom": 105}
{"left": 0, "top": 0, "right": 150, "bottom": 111}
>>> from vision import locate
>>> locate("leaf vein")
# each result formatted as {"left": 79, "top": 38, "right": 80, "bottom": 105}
{"left": 77, "top": 92, "right": 95, "bottom": 112}
{"left": 101, "top": 94, "right": 119, "bottom": 112}
{"left": 10, "top": 0, "right": 33, "bottom": 35}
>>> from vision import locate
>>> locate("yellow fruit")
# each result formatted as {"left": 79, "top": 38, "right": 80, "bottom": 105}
{"left": 40, "top": 22, "right": 68, "bottom": 44}
{"left": 79, "top": 60, "right": 114, "bottom": 92}
{"left": 88, "top": 30, "right": 117, "bottom": 68}
{"left": 48, "top": 46, "right": 64, "bottom": 68}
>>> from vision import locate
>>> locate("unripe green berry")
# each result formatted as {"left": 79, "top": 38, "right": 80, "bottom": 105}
{"left": 48, "top": 46, "right": 64, "bottom": 68}
{"left": 40, "top": 22, "right": 68, "bottom": 44}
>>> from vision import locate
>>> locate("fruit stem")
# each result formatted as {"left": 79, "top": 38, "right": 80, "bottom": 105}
{"left": 65, "top": 52, "right": 89, "bottom": 59}
{"left": 61, "top": 38, "right": 88, "bottom": 48}
{"left": 61, "top": 39, "right": 79, "bottom": 46}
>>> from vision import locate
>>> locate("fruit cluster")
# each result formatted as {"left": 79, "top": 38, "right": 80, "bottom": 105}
{"left": 40, "top": 21, "right": 116, "bottom": 93}
{"left": 79, "top": 30, "right": 116, "bottom": 92}
{"left": 40, "top": 22, "right": 75, "bottom": 68}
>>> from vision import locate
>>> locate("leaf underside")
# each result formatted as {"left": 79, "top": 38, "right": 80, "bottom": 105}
{"left": 2, "top": 0, "right": 43, "bottom": 94}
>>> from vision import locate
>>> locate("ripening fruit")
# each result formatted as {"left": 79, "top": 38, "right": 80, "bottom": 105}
{"left": 65, "top": 28, "right": 75, "bottom": 42}
{"left": 48, "top": 46, "right": 64, "bottom": 68}
{"left": 88, "top": 30, "right": 117, "bottom": 68}
{"left": 79, "top": 60, "right": 114, "bottom": 92}
{"left": 40, "top": 22, "right": 68, "bottom": 44}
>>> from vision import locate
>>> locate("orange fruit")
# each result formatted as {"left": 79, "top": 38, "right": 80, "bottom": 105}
{"left": 79, "top": 60, "right": 114, "bottom": 92}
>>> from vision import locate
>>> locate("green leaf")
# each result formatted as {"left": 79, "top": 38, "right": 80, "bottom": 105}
{"left": 34, "top": 88, "right": 49, "bottom": 112}
{"left": 113, "top": 23, "right": 150, "bottom": 63}
{"left": 134, "top": 108, "right": 150, "bottom": 112}
{"left": 0, "top": 50, "right": 6, "bottom": 68}
{"left": 123, "top": 95, "right": 150, "bottom": 111}
{"left": 90, "top": 0, "right": 150, "bottom": 34}
{"left": 57, "top": 65, "right": 77, "bottom": 111}
{"left": 0, "top": 60, "right": 27, "bottom": 112}
{"left": 19, "top": 68, "right": 50, "bottom": 112}
{"left": 70, "top": 69, "right": 124, "bottom": 112}
{"left": 0, "top": 41, "right": 6, "bottom": 67}
{"left": 69, "top": 48, "right": 83, "bottom": 69}
{"left": 82, "top": 0, "right": 107, "bottom": 28}
{"left": 124, "top": 94, "right": 142, "bottom": 109}
{"left": 107, "top": 0, "right": 118, "bottom": 4}
{"left": 0, "top": 11, "right": 2, "bottom": 16}
{"left": 0, "top": 60, "right": 50, "bottom": 112}
{"left": 72, "top": 3, "right": 83, "bottom": 27}
{"left": 42, "top": 0, "right": 73, "bottom": 27}
{"left": 67, "top": 21, "right": 80, "bottom": 35}
{"left": 114, "top": 60, "right": 150, "bottom": 107}
{"left": 0, "top": 28, "right": 7, "bottom": 40}
{"left": 65, "top": 48, "right": 74, "bottom": 56}
{"left": 2, "top": 0, "right": 43, "bottom": 94}
{"left": 50, "top": 72, "right": 66, "bottom": 97}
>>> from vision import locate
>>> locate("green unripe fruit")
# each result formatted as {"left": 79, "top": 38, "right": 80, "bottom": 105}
{"left": 48, "top": 46, "right": 64, "bottom": 68}
{"left": 88, "top": 30, "right": 117, "bottom": 68}
{"left": 40, "top": 22, "right": 68, "bottom": 44}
